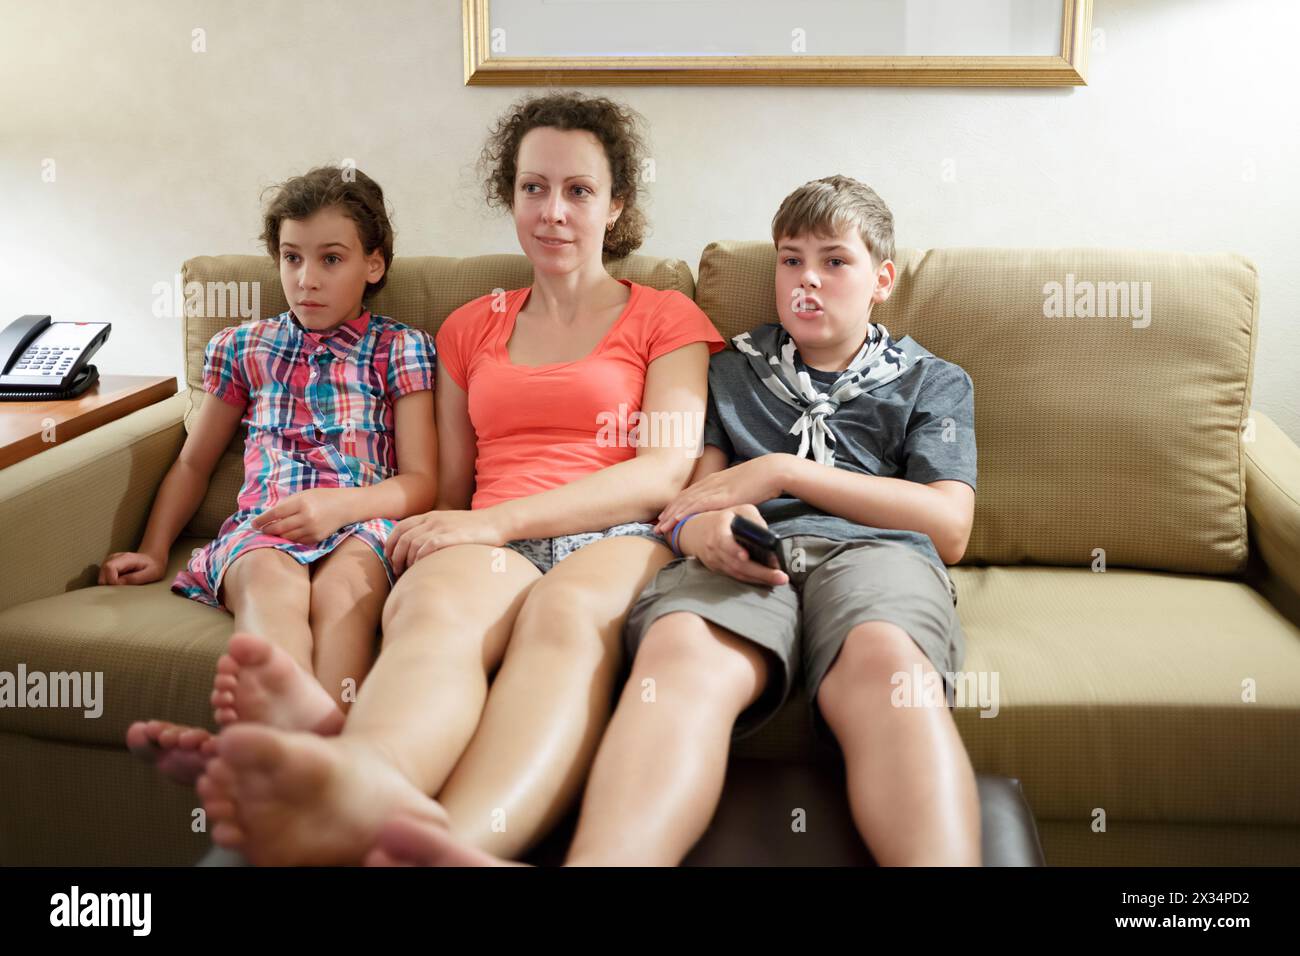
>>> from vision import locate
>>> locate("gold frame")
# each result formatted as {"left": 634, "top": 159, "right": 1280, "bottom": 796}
{"left": 464, "top": 0, "right": 1091, "bottom": 87}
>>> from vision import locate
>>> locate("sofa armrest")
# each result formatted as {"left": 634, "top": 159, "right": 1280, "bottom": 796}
{"left": 0, "top": 392, "right": 187, "bottom": 613}
{"left": 1243, "top": 408, "right": 1300, "bottom": 628}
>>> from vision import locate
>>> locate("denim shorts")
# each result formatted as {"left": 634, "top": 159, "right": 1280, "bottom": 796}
{"left": 504, "top": 521, "right": 668, "bottom": 574}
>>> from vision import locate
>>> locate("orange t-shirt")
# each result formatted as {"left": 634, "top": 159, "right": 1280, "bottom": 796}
{"left": 435, "top": 279, "right": 726, "bottom": 510}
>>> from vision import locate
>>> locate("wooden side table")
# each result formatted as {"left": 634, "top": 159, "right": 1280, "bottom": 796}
{"left": 0, "top": 374, "right": 178, "bottom": 469}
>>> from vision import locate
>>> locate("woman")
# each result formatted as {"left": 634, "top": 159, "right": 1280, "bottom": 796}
{"left": 195, "top": 92, "right": 725, "bottom": 865}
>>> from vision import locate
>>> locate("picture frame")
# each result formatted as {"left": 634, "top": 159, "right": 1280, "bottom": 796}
{"left": 464, "top": 0, "right": 1092, "bottom": 87}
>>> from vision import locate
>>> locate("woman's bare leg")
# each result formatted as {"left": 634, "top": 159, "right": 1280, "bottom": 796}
{"left": 563, "top": 612, "right": 770, "bottom": 865}
{"left": 198, "top": 544, "right": 544, "bottom": 864}
{"left": 816, "top": 620, "right": 981, "bottom": 866}
{"left": 434, "top": 536, "right": 674, "bottom": 859}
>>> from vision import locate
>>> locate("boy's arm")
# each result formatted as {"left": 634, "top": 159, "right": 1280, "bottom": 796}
{"left": 779, "top": 456, "right": 974, "bottom": 564}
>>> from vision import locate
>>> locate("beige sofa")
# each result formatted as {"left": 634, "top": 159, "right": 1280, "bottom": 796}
{"left": 1, "top": 243, "right": 1297, "bottom": 866}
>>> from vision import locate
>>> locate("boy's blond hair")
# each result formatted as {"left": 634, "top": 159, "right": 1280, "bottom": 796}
{"left": 771, "top": 174, "right": 895, "bottom": 268}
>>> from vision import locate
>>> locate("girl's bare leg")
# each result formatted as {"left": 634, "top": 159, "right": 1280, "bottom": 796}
{"left": 563, "top": 612, "right": 770, "bottom": 865}
{"left": 220, "top": 547, "right": 314, "bottom": 670}
{"left": 817, "top": 620, "right": 981, "bottom": 866}
{"left": 434, "top": 536, "right": 674, "bottom": 859}
{"left": 128, "top": 547, "right": 313, "bottom": 781}
{"left": 208, "top": 539, "right": 389, "bottom": 733}
{"left": 307, "top": 536, "right": 389, "bottom": 715}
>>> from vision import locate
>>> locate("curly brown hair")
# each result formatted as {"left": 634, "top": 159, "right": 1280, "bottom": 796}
{"left": 479, "top": 92, "right": 650, "bottom": 260}
{"left": 259, "top": 165, "right": 395, "bottom": 298}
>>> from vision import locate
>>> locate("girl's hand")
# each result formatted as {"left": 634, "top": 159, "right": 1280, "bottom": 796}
{"left": 655, "top": 455, "right": 790, "bottom": 536}
{"left": 251, "top": 489, "right": 352, "bottom": 544}
{"left": 385, "top": 509, "right": 511, "bottom": 575}
{"left": 678, "top": 504, "right": 787, "bottom": 588}
{"left": 98, "top": 551, "right": 166, "bottom": 586}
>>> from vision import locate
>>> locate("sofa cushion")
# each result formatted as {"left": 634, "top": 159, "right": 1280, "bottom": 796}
{"left": 3, "top": 541, "right": 1296, "bottom": 830}
{"left": 0, "top": 538, "right": 229, "bottom": 747}
{"left": 696, "top": 242, "right": 1259, "bottom": 575}
{"left": 178, "top": 253, "right": 697, "bottom": 539}
{"left": 734, "top": 564, "right": 1300, "bottom": 829}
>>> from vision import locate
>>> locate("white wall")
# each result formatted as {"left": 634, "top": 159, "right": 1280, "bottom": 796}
{"left": 2, "top": 0, "right": 1297, "bottom": 439}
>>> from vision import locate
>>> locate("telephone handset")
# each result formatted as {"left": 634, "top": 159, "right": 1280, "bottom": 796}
{"left": 0, "top": 315, "right": 111, "bottom": 401}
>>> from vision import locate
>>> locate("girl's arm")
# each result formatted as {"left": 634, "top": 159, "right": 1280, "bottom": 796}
{"left": 135, "top": 394, "right": 246, "bottom": 561}
{"left": 328, "top": 390, "right": 437, "bottom": 524}
{"left": 483, "top": 341, "right": 712, "bottom": 540}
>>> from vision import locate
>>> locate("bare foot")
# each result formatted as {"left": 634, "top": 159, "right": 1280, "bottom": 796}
{"left": 125, "top": 719, "right": 217, "bottom": 786}
{"left": 211, "top": 632, "right": 345, "bottom": 735}
{"left": 196, "top": 724, "right": 450, "bottom": 866}
{"left": 364, "top": 813, "right": 520, "bottom": 867}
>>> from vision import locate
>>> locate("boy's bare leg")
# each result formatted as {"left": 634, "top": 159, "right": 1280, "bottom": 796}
{"left": 564, "top": 612, "right": 770, "bottom": 865}
{"left": 816, "top": 620, "right": 982, "bottom": 866}
{"left": 197, "top": 544, "right": 543, "bottom": 865}
{"left": 433, "top": 537, "right": 674, "bottom": 859}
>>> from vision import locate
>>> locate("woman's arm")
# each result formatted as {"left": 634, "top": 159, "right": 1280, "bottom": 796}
{"left": 485, "top": 341, "right": 712, "bottom": 540}
{"left": 433, "top": 360, "right": 476, "bottom": 511}
{"left": 134, "top": 394, "right": 246, "bottom": 561}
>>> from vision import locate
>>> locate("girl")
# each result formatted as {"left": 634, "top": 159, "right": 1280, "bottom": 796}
{"left": 195, "top": 93, "right": 726, "bottom": 866}
{"left": 105, "top": 166, "right": 437, "bottom": 781}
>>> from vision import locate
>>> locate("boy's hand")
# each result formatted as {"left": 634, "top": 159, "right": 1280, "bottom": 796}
{"left": 656, "top": 454, "right": 790, "bottom": 535}
{"left": 251, "top": 489, "right": 352, "bottom": 544}
{"left": 98, "top": 551, "right": 166, "bottom": 586}
{"left": 678, "top": 505, "right": 788, "bottom": 588}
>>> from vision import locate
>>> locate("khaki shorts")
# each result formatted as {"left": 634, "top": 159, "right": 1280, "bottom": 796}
{"left": 624, "top": 536, "right": 965, "bottom": 741}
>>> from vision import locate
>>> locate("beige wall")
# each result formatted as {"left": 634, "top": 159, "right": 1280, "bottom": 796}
{"left": 2, "top": 0, "right": 1297, "bottom": 439}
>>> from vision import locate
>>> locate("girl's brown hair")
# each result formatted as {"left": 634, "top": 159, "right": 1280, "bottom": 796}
{"left": 479, "top": 91, "right": 649, "bottom": 260}
{"left": 260, "top": 165, "right": 395, "bottom": 298}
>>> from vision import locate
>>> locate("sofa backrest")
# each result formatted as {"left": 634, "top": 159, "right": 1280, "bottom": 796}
{"left": 180, "top": 244, "right": 1259, "bottom": 575}
{"left": 697, "top": 241, "right": 1259, "bottom": 574}
{"left": 179, "top": 253, "right": 694, "bottom": 540}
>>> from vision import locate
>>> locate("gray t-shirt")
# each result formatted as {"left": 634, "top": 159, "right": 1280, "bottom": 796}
{"left": 703, "top": 325, "right": 977, "bottom": 570}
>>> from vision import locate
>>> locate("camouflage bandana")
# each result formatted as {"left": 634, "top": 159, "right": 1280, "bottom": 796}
{"left": 732, "top": 322, "right": 912, "bottom": 467}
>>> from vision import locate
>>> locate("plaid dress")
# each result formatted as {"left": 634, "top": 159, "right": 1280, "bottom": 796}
{"left": 171, "top": 309, "right": 435, "bottom": 610}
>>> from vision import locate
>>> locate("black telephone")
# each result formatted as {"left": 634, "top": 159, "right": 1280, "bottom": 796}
{"left": 0, "top": 315, "right": 110, "bottom": 401}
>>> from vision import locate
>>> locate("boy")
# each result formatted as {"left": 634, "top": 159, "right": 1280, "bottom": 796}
{"left": 364, "top": 174, "right": 979, "bottom": 868}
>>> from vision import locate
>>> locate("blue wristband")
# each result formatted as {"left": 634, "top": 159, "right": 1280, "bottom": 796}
{"left": 670, "top": 513, "right": 700, "bottom": 557}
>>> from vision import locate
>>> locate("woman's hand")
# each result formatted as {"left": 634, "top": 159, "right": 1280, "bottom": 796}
{"left": 677, "top": 504, "right": 787, "bottom": 588}
{"left": 655, "top": 454, "right": 790, "bottom": 536}
{"left": 250, "top": 489, "right": 352, "bottom": 544}
{"left": 98, "top": 551, "right": 166, "bottom": 586}
{"left": 385, "top": 508, "right": 512, "bottom": 575}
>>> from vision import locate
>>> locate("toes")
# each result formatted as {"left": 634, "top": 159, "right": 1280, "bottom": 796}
{"left": 124, "top": 721, "right": 152, "bottom": 754}
{"left": 214, "top": 708, "right": 238, "bottom": 725}
{"left": 228, "top": 632, "right": 273, "bottom": 668}
{"left": 210, "top": 688, "right": 235, "bottom": 708}
{"left": 213, "top": 674, "right": 238, "bottom": 692}
{"left": 177, "top": 727, "right": 210, "bottom": 750}
{"left": 211, "top": 821, "right": 246, "bottom": 848}
{"left": 216, "top": 655, "right": 240, "bottom": 677}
